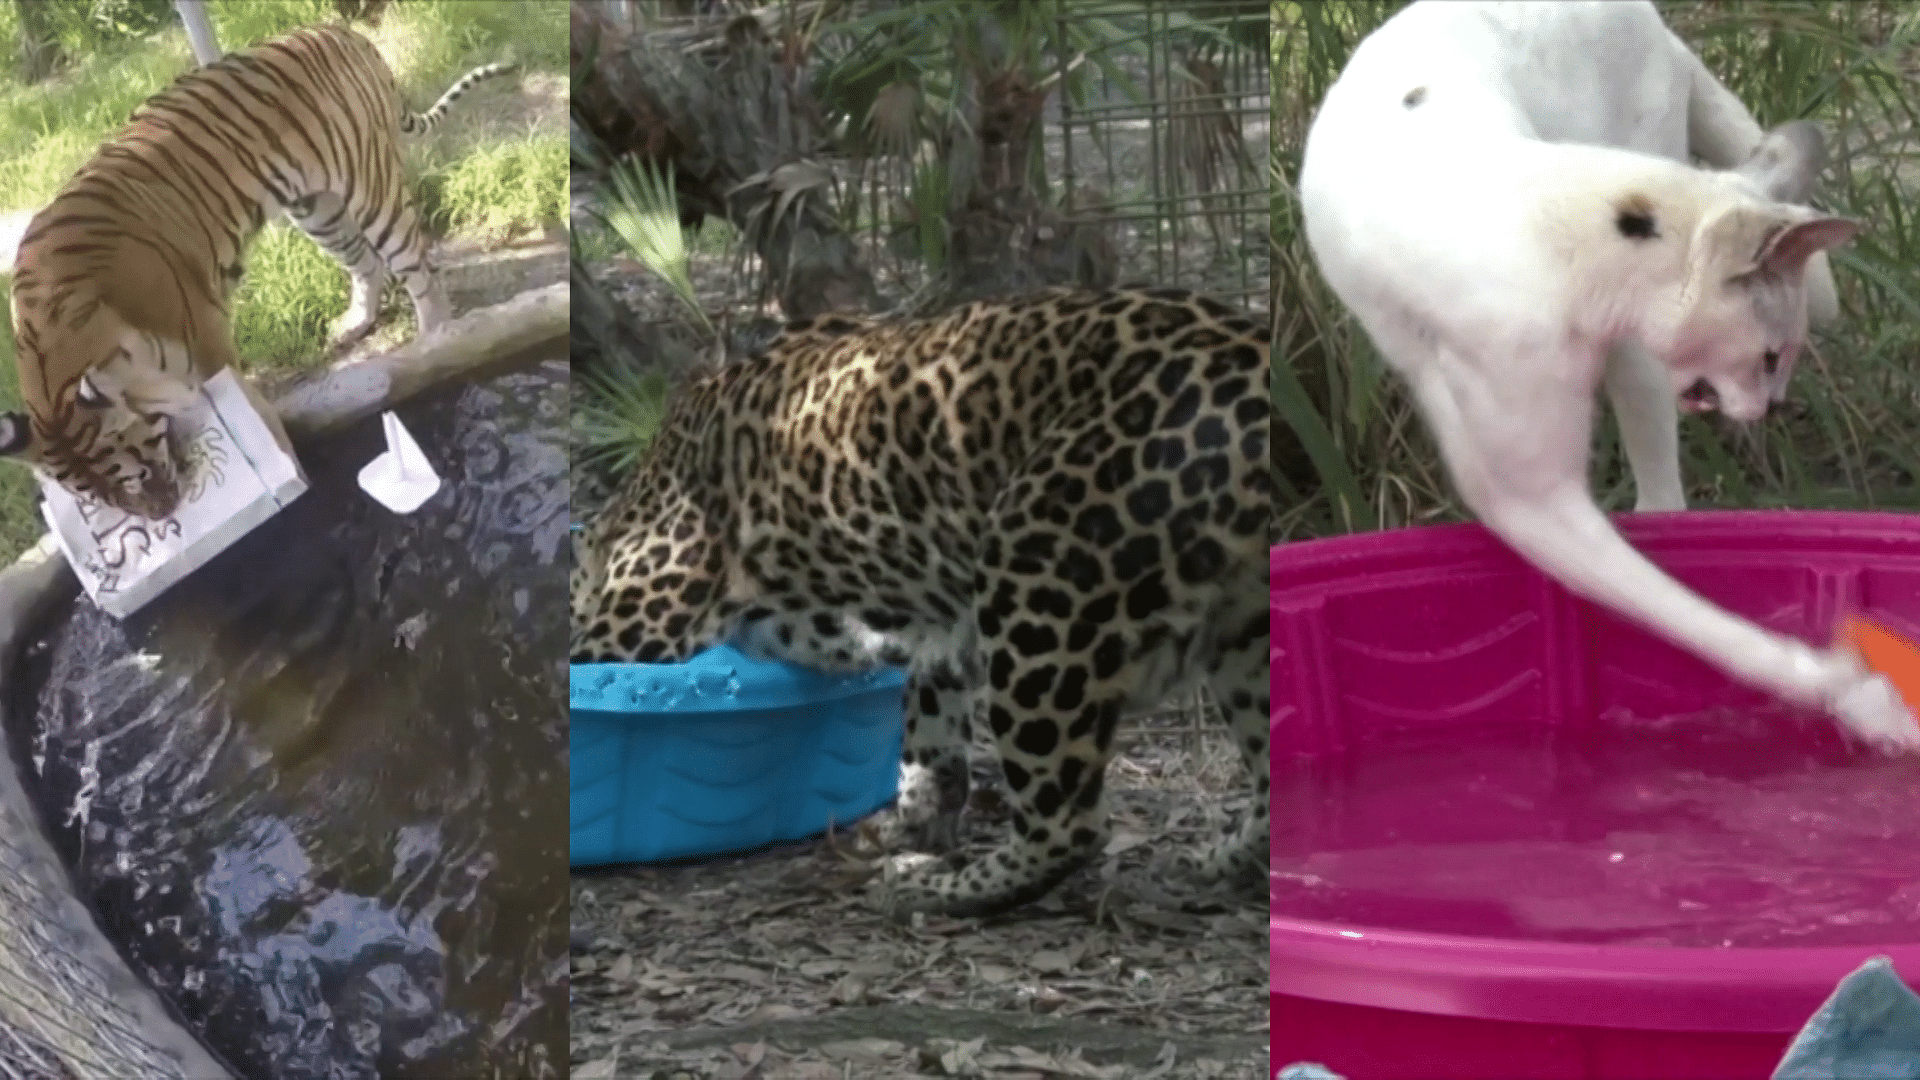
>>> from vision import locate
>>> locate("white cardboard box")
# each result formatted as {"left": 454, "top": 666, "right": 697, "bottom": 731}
{"left": 40, "top": 369, "right": 308, "bottom": 618}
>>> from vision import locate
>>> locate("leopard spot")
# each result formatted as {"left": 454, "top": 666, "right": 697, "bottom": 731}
{"left": 1003, "top": 758, "right": 1031, "bottom": 791}
{"left": 1052, "top": 546, "right": 1105, "bottom": 592}
{"left": 1210, "top": 376, "right": 1249, "bottom": 408}
{"left": 1093, "top": 446, "right": 1136, "bottom": 493}
{"left": 1112, "top": 392, "right": 1157, "bottom": 438}
{"left": 1176, "top": 537, "right": 1227, "bottom": 584}
{"left": 1124, "top": 572, "right": 1171, "bottom": 619}
{"left": 1012, "top": 669, "right": 1058, "bottom": 711}
{"left": 1142, "top": 435, "right": 1187, "bottom": 471}
{"left": 1159, "top": 385, "right": 1202, "bottom": 429}
{"left": 1110, "top": 535, "right": 1159, "bottom": 582}
{"left": 1071, "top": 504, "right": 1125, "bottom": 548}
{"left": 1198, "top": 411, "right": 1228, "bottom": 445}
{"left": 1007, "top": 621, "right": 1060, "bottom": 657}
{"left": 1124, "top": 480, "right": 1172, "bottom": 526}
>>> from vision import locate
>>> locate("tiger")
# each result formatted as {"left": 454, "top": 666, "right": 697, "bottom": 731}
{"left": 3, "top": 24, "right": 515, "bottom": 520}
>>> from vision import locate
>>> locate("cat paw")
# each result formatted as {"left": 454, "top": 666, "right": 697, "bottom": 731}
{"left": 1830, "top": 674, "right": 1920, "bottom": 752}
{"left": 1778, "top": 639, "right": 1920, "bottom": 751}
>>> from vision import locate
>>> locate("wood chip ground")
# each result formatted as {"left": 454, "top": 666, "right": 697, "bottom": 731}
{"left": 570, "top": 707, "right": 1269, "bottom": 1079}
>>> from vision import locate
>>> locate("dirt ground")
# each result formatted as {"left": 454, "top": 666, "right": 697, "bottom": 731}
{"left": 568, "top": 706, "right": 1269, "bottom": 1080}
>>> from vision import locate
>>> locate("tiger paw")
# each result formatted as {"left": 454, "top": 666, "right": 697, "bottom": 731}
{"left": 324, "top": 322, "right": 381, "bottom": 359}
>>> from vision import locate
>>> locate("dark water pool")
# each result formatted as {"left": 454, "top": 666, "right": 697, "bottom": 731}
{"left": 6, "top": 358, "right": 568, "bottom": 1079}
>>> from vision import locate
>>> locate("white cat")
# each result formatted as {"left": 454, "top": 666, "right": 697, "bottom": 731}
{"left": 1300, "top": 0, "right": 1920, "bottom": 749}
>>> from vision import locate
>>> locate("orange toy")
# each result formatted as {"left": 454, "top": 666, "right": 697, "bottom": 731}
{"left": 1839, "top": 615, "right": 1920, "bottom": 723}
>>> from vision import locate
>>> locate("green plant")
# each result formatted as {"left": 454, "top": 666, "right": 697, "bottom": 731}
{"left": 573, "top": 360, "right": 671, "bottom": 479}
{"left": 600, "top": 156, "right": 713, "bottom": 337}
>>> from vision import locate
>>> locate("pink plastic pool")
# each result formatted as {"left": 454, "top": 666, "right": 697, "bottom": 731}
{"left": 1269, "top": 511, "right": 1920, "bottom": 1080}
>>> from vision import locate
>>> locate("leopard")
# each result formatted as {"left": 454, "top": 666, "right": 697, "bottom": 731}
{"left": 570, "top": 285, "right": 1272, "bottom": 917}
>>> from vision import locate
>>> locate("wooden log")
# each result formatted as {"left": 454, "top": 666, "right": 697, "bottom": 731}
{"left": 570, "top": 4, "right": 879, "bottom": 318}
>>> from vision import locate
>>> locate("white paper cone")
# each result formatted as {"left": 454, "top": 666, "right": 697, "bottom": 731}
{"left": 357, "top": 410, "right": 441, "bottom": 514}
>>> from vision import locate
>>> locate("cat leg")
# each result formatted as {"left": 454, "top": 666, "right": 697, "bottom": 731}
{"left": 1410, "top": 355, "right": 1914, "bottom": 748}
{"left": 357, "top": 143, "right": 452, "bottom": 339}
{"left": 1603, "top": 341, "right": 1687, "bottom": 512}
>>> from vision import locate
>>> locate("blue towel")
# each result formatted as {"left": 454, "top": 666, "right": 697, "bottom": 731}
{"left": 1275, "top": 959, "right": 1920, "bottom": 1080}
{"left": 1773, "top": 956, "right": 1920, "bottom": 1080}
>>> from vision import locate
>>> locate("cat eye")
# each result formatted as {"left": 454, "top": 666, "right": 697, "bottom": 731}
{"left": 1763, "top": 349, "right": 1780, "bottom": 375}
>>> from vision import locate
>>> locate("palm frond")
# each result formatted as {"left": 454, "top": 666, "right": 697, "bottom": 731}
{"left": 599, "top": 156, "right": 713, "bottom": 336}
{"left": 574, "top": 360, "right": 672, "bottom": 478}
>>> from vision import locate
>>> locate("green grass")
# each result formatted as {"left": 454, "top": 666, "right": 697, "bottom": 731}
{"left": 575, "top": 362, "right": 672, "bottom": 484}
{"left": 436, "top": 137, "right": 572, "bottom": 240}
{"left": 570, "top": 209, "right": 732, "bottom": 486}
{"left": 570, "top": 201, "right": 736, "bottom": 490}
{"left": 570, "top": 193, "right": 729, "bottom": 495}
{"left": 1273, "top": 0, "right": 1920, "bottom": 540}
{"left": 0, "top": 0, "right": 566, "bottom": 562}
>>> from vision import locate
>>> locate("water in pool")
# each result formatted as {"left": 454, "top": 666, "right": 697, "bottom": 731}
{"left": 1271, "top": 710, "right": 1920, "bottom": 949}
{"left": 6, "top": 359, "right": 567, "bottom": 1079}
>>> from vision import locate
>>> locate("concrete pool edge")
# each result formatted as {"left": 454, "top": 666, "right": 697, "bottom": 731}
{"left": 0, "top": 282, "right": 566, "bottom": 1079}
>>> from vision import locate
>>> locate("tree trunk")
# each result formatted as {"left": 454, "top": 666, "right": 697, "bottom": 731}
{"left": 943, "top": 58, "right": 1059, "bottom": 304}
{"left": 938, "top": 13, "right": 1109, "bottom": 306}
{"left": 571, "top": 3, "right": 879, "bottom": 320}
{"left": 14, "top": 0, "right": 63, "bottom": 84}
{"left": 568, "top": 248, "right": 694, "bottom": 381}
{"left": 276, "top": 283, "right": 568, "bottom": 436}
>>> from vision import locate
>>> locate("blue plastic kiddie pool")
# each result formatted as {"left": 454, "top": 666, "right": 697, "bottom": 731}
{"left": 568, "top": 644, "right": 907, "bottom": 868}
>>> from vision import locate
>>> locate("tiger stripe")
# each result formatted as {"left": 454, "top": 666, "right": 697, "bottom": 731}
{"left": 5, "top": 23, "right": 514, "bottom": 519}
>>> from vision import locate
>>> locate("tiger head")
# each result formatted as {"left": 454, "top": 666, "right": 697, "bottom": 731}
{"left": 3, "top": 317, "right": 194, "bottom": 521}
{"left": 6, "top": 171, "right": 221, "bottom": 521}
{"left": 0, "top": 383, "right": 185, "bottom": 520}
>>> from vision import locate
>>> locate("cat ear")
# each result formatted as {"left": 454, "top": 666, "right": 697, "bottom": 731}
{"left": 0, "top": 412, "right": 33, "bottom": 458}
{"left": 1735, "top": 120, "right": 1828, "bottom": 204}
{"left": 1711, "top": 205, "right": 1860, "bottom": 278}
{"left": 1755, "top": 215, "right": 1860, "bottom": 275}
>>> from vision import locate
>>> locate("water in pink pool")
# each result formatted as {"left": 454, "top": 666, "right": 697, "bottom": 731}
{"left": 1271, "top": 713, "right": 1920, "bottom": 949}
